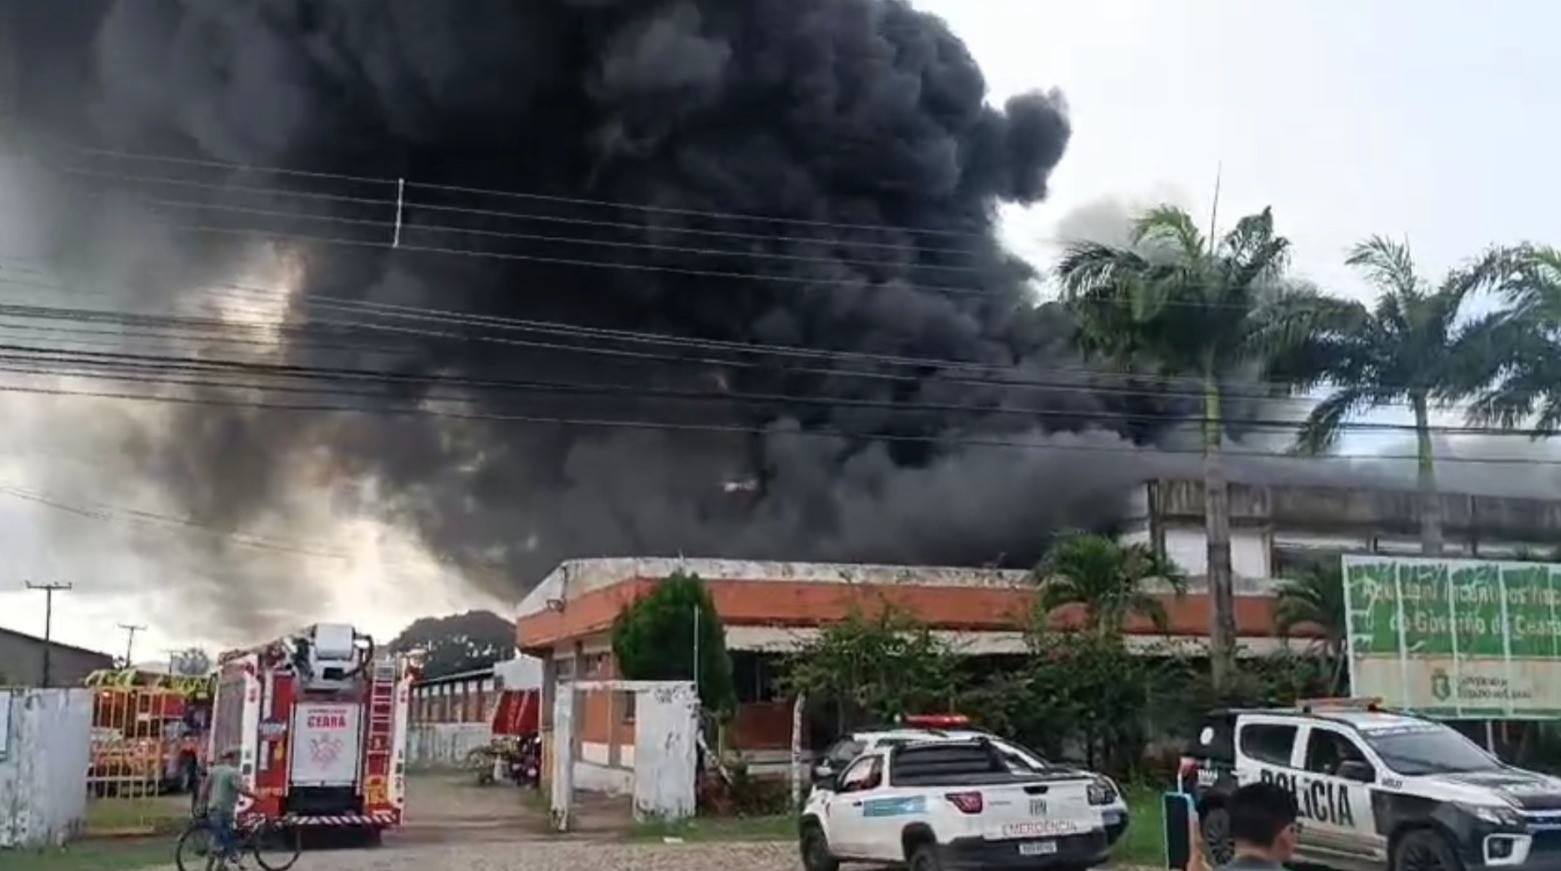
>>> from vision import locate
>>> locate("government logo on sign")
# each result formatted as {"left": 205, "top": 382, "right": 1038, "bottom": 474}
{"left": 1431, "top": 669, "right": 1452, "bottom": 702}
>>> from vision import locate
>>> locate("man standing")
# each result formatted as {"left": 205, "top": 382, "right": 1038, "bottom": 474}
{"left": 199, "top": 749, "right": 261, "bottom": 868}
{"left": 1189, "top": 783, "right": 1301, "bottom": 871}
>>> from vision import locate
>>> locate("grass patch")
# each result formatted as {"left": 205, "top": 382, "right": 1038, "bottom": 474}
{"left": 1113, "top": 784, "right": 1166, "bottom": 867}
{"left": 2, "top": 837, "right": 172, "bottom": 871}
{"left": 85, "top": 795, "right": 190, "bottom": 836}
{"left": 628, "top": 814, "right": 795, "bottom": 843}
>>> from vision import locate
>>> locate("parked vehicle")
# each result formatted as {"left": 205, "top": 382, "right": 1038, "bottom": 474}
{"left": 800, "top": 733, "right": 1129, "bottom": 871}
{"left": 1179, "top": 697, "right": 1561, "bottom": 871}
{"left": 210, "top": 622, "right": 418, "bottom": 840}
{"left": 84, "top": 668, "right": 214, "bottom": 795}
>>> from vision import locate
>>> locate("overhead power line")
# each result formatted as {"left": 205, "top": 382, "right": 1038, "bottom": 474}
{"left": 0, "top": 370, "right": 1557, "bottom": 466}
{"left": 0, "top": 257, "right": 1527, "bottom": 415}
{"left": 38, "top": 149, "right": 1369, "bottom": 312}
{"left": 0, "top": 340, "right": 1549, "bottom": 439}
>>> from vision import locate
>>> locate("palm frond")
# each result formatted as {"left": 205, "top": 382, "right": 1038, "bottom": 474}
{"left": 1240, "top": 290, "right": 1366, "bottom": 366}
{"left": 1347, "top": 235, "right": 1421, "bottom": 299}
{"left": 1273, "top": 562, "right": 1347, "bottom": 653}
{"left": 1295, "top": 386, "right": 1375, "bottom": 455}
{"left": 1131, "top": 205, "right": 1206, "bottom": 261}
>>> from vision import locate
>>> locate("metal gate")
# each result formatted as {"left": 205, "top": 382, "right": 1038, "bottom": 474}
{"left": 80, "top": 669, "right": 213, "bottom": 835}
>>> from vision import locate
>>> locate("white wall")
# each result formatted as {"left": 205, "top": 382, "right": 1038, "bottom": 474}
{"left": 0, "top": 689, "right": 92, "bottom": 849}
{"left": 1164, "top": 527, "right": 1274, "bottom": 580}
{"left": 493, "top": 656, "right": 543, "bottom": 690}
{"left": 631, "top": 683, "right": 697, "bottom": 823}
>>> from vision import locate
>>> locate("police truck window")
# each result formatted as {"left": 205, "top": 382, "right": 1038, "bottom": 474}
{"left": 1362, "top": 725, "right": 1500, "bottom": 776}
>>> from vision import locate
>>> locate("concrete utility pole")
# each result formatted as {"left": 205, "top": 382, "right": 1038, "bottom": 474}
{"left": 118, "top": 623, "right": 146, "bottom": 667}
{"left": 24, "top": 581, "right": 72, "bottom": 687}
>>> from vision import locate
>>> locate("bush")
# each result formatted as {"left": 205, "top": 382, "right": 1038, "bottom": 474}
{"left": 612, "top": 571, "right": 735, "bottom": 714}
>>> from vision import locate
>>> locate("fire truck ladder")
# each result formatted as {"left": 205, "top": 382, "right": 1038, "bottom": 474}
{"left": 366, "top": 660, "right": 397, "bottom": 763}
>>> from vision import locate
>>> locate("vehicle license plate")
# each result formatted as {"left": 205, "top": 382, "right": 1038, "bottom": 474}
{"left": 1030, "top": 798, "right": 1048, "bottom": 815}
{"left": 1004, "top": 820, "right": 1080, "bottom": 838}
{"left": 1019, "top": 841, "right": 1058, "bottom": 856}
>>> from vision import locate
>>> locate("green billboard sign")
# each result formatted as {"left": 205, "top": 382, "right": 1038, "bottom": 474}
{"left": 1342, "top": 555, "right": 1561, "bottom": 718}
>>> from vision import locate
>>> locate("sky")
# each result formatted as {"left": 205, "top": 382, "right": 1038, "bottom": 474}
{"left": 3, "top": 0, "right": 1560, "bottom": 658}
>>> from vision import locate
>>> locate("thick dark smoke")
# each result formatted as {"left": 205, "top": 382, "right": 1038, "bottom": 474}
{"left": 1, "top": 0, "right": 1209, "bottom": 637}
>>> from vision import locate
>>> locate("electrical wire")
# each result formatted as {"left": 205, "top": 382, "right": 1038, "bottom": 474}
{"left": 0, "top": 264, "right": 1512, "bottom": 415}
{"left": 0, "top": 341, "right": 1545, "bottom": 438}
{"left": 0, "top": 361, "right": 1556, "bottom": 465}
{"left": 45, "top": 154, "right": 1379, "bottom": 313}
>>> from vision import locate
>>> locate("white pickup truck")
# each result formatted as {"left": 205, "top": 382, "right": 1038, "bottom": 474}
{"left": 799, "top": 735, "right": 1129, "bottom": 871}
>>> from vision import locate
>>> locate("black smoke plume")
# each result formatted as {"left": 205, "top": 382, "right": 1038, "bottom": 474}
{"left": 1, "top": 0, "right": 1196, "bottom": 636}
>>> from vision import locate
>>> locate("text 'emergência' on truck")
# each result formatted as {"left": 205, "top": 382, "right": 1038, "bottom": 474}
{"left": 208, "top": 622, "right": 419, "bottom": 840}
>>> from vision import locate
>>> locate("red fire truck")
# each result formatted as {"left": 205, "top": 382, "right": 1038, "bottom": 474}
{"left": 208, "top": 623, "right": 418, "bottom": 837}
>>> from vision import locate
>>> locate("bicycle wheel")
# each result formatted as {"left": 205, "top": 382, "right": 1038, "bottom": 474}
{"left": 249, "top": 819, "right": 303, "bottom": 871}
{"left": 174, "top": 821, "right": 219, "bottom": 871}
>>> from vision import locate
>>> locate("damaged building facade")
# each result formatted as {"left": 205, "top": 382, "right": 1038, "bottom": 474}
{"left": 516, "top": 477, "right": 1561, "bottom": 772}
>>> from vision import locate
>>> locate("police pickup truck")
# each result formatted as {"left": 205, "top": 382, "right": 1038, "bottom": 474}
{"left": 1178, "top": 699, "right": 1561, "bottom": 871}
{"left": 800, "top": 733, "right": 1128, "bottom": 871}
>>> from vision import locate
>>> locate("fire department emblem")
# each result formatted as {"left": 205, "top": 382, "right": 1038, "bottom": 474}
{"left": 310, "top": 735, "right": 344, "bottom": 767}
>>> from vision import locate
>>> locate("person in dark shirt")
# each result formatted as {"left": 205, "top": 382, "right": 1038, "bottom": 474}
{"left": 1190, "top": 782, "right": 1301, "bottom": 871}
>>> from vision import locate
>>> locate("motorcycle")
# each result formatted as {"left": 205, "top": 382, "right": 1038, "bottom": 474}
{"left": 506, "top": 733, "right": 541, "bottom": 788}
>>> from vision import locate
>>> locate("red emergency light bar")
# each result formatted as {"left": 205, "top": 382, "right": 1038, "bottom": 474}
{"left": 901, "top": 714, "right": 971, "bottom": 728}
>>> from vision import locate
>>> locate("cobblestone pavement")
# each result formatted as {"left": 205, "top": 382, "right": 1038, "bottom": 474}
{"left": 140, "top": 839, "right": 800, "bottom": 871}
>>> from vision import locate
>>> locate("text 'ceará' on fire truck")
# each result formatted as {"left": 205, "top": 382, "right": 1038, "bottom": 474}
{"left": 209, "top": 623, "right": 419, "bottom": 836}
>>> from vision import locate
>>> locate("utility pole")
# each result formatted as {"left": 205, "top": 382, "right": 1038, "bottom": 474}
{"left": 118, "top": 623, "right": 146, "bottom": 667}
{"left": 24, "top": 581, "right": 72, "bottom": 687}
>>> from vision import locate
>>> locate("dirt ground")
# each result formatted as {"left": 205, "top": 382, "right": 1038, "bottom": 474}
{"left": 121, "top": 774, "right": 800, "bottom": 871}
{"left": 394, "top": 772, "right": 634, "bottom": 844}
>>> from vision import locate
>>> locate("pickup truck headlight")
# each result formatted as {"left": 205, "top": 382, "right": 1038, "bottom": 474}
{"left": 1087, "top": 777, "right": 1120, "bottom": 806}
{"left": 1459, "top": 802, "right": 1525, "bottom": 829}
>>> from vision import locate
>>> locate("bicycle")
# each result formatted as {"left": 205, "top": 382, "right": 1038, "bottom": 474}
{"left": 175, "top": 811, "right": 302, "bottom": 871}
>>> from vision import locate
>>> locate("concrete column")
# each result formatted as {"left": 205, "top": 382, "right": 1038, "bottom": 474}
{"left": 606, "top": 689, "right": 621, "bottom": 767}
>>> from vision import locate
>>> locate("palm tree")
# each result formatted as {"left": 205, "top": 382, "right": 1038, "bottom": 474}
{"left": 1469, "top": 245, "right": 1561, "bottom": 435}
{"left": 1058, "top": 206, "right": 1358, "bottom": 689}
{"left": 1295, "top": 237, "right": 1513, "bottom": 555}
{"left": 1273, "top": 561, "right": 1348, "bottom": 693}
{"left": 1033, "top": 532, "right": 1187, "bottom": 636}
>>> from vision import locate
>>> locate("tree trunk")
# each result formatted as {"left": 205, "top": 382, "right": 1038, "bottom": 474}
{"left": 1412, "top": 393, "right": 1444, "bottom": 556}
{"left": 1203, "top": 377, "right": 1238, "bottom": 693}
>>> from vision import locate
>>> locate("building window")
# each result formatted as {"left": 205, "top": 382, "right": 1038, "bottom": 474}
{"left": 731, "top": 651, "right": 780, "bottom": 703}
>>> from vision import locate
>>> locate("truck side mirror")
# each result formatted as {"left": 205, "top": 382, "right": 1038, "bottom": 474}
{"left": 812, "top": 762, "right": 836, "bottom": 788}
{"left": 1336, "top": 760, "right": 1374, "bottom": 783}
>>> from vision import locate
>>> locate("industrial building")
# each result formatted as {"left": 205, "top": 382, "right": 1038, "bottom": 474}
{"left": 0, "top": 626, "right": 115, "bottom": 687}
{"left": 515, "top": 477, "right": 1561, "bottom": 770}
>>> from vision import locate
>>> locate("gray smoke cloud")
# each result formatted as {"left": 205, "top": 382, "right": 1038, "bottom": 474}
{"left": 0, "top": 0, "right": 1202, "bottom": 639}
{"left": 4, "top": 3, "right": 1550, "bottom": 642}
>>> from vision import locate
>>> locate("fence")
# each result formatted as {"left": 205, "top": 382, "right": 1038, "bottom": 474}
{"left": 407, "top": 722, "right": 492, "bottom": 768}
{"left": 1, "top": 688, "right": 93, "bottom": 849}
{"left": 86, "top": 686, "right": 203, "bottom": 798}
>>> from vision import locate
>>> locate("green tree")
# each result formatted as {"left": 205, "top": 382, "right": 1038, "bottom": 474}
{"left": 1058, "top": 205, "right": 1356, "bottom": 689}
{"left": 1469, "top": 244, "right": 1561, "bottom": 435}
{"left": 387, "top": 610, "right": 517, "bottom": 679}
{"left": 1272, "top": 561, "right": 1348, "bottom": 693}
{"left": 1296, "top": 237, "right": 1514, "bottom": 555}
{"left": 611, "top": 572, "right": 735, "bottom": 714}
{"left": 780, "top": 605, "right": 960, "bottom": 732}
{"left": 1032, "top": 532, "right": 1186, "bottom": 635}
{"left": 998, "top": 630, "right": 1161, "bottom": 774}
